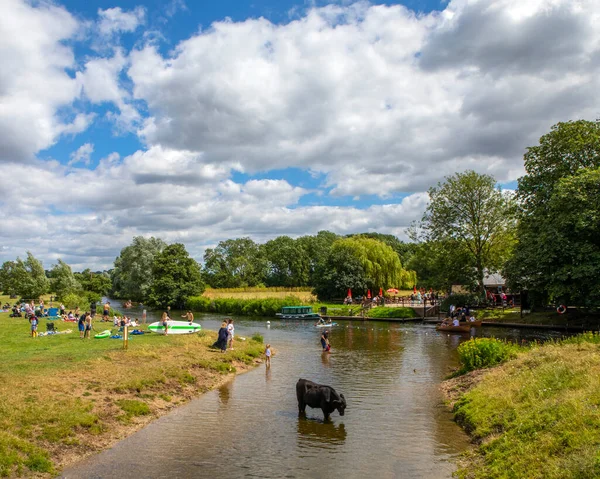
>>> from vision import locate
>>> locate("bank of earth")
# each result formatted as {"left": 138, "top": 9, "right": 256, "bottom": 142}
{"left": 442, "top": 334, "right": 600, "bottom": 478}
{"left": 0, "top": 311, "right": 264, "bottom": 478}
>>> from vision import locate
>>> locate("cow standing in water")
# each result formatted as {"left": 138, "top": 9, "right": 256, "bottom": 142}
{"left": 296, "top": 379, "right": 346, "bottom": 420}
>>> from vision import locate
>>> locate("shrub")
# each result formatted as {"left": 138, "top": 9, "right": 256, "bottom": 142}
{"left": 61, "top": 292, "right": 88, "bottom": 309}
{"left": 368, "top": 307, "right": 418, "bottom": 319}
{"left": 251, "top": 333, "right": 264, "bottom": 343}
{"left": 440, "top": 293, "right": 482, "bottom": 312}
{"left": 457, "top": 338, "right": 518, "bottom": 373}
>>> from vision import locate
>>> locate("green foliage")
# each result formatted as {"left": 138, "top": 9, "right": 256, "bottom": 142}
{"left": 49, "top": 259, "right": 81, "bottom": 299}
{"left": 367, "top": 307, "right": 417, "bottom": 318}
{"left": 251, "top": 332, "right": 264, "bottom": 343}
{"left": 507, "top": 120, "right": 600, "bottom": 308}
{"left": 415, "top": 170, "right": 516, "bottom": 295}
{"left": 0, "top": 252, "right": 49, "bottom": 299}
{"left": 187, "top": 295, "right": 303, "bottom": 317}
{"left": 263, "top": 236, "right": 310, "bottom": 287}
{"left": 74, "top": 269, "right": 111, "bottom": 295}
{"left": 111, "top": 236, "right": 167, "bottom": 301}
{"left": 312, "top": 246, "right": 367, "bottom": 301}
{"left": 440, "top": 293, "right": 482, "bottom": 312}
{"left": 296, "top": 231, "right": 340, "bottom": 286}
{"left": 203, "top": 237, "right": 267, "bottom": 288}
{"left": 116, "top": 399, "right": 151, "bottom": 417}
{"left": 457, "top": 338, "right": 518, "bottom": 373}
{"left": 561, "top": 331, "right": 600, "bottom": 345}
{"left": 148, "top": 243, "right": 205, "bottom": 308}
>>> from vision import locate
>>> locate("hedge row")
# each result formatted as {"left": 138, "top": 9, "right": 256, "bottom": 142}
{"left": 186, "top": 295, "right": 305, "bottom": 317}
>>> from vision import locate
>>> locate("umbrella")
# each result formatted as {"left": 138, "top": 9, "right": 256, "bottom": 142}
{"left": 347, "top": 288, "right": 352, "bottom": 298}
{"left": 413, "top": 285, "right": 417, "bottom": 294}
{"left": 387, "top": 288, "right": 399, "bottom": 294}
{"left": 379, "top": 287, "right": 383, "bottom": 297}
{"left": 367, "top": 289, "right": 371, "bottom": 299}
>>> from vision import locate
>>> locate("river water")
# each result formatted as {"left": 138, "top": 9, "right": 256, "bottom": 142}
{"left": 62, "top": 305, "right": 563, "bottom": 479}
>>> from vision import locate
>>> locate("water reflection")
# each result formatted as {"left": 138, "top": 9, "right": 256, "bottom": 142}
{"left": 297, "top": 418, "right": 347, "bottom": 446}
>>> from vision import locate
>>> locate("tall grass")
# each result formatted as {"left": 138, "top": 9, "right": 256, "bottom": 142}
{"left": 452, "top": 333, "right": 600, "bottom": 478}
{"left": 187, "top": 296, "right": 306, "bottom": 317}
{"left": 457, "top": 337, "right": 519, "bottom": 374}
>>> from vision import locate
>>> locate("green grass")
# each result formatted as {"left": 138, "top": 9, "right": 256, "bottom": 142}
{"left": 452, "top": 334, "right": 600, "bottom": 478}
{"left": 367, "top": 307, "right": 418, "bottom": 319}
{"left": 0, "top": 308, "right": 263, "bottom": 477}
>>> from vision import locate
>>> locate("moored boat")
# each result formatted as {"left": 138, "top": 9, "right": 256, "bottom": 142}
{"left": 276, "top": 306, "right": 321, "bottom": 319}
{"left": 436, "top": 323, "right": 471, "bottom": 333}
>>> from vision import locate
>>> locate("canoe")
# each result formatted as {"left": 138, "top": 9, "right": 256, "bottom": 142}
{"left": 94, "top": 330, "right": 111, "bottom": 339}
{"left": 148, "top": 320, "right": 202, "bottom": 335}
{"left": 315, "top": 323, "right": 338, "bottom": 328}
{"left": 436, "top": 324, "right": 471, "bottom": 333}
{"left": 464, "top": 320, "right": 482, "bottom": 327}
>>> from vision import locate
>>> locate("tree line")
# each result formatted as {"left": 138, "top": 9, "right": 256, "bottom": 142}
{"left": 1, "top": 120, "right": 598, "bottom": 309}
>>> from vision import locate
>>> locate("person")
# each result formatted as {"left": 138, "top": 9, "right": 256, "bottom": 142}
{"left": 216, "top": 321, "right": 229, "bottom": 353}
{"left": 449, "top": 304, "right": 456, "bottom": 318}
{"left": 74, "top": 306, "right": 80, "bottom": 317}
{"left": 227, "top": 319, "right": 235, "bottom": 350}
{"left": 452, "top": 317, "right": 460, "bottom": 327}
{"left": 78, "top": 312, "right": 86, "bottom": 339}
{"left": 39, "top": 299, "right": 44, "bottom": 315}
{"left": 60, "top": 303, "right": 65, "bottom": 316}
{"left": 103, "top": 301, "right": 110, "bottom": 321}
{"left": 320, "top": 330, "right": 329, "bottom": 351}
{"left": 84, "top": 313, "right": 93, "bottom": 339}
{"left": 161, "top": 311, "right": 169, "bottom": 335}
{"left": 181, "top": 310, "right": 194, "bottom": 324}
{"left": 265, "top": 344, "right": 272, "bottom": 367}
{"left": 30, "top": 315, "right": 38, "bottom": 338}
{"left": 469, "top": 315, "right": 476, "bottom": 322}
{"left": 315, "top": 317, "right": 325, "bottom": 326}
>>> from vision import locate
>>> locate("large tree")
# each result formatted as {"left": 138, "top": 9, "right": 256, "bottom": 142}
{"left": 111, "top": 236, "right": 167, "bottom": 301}
{"left": 148, "top": 243, "right": 205, "bottom": 308}
{"left": 263, "top": 236, "right": 310, "bottom": 287}
{"left": 49, "top": 259, "right": 81, "bottom": 299}
{"left": 416, "top": 170, "right": 516, "bottom": 296}
{"left": 203, "top": 237, "right": 266, "bottom": 288}
{"left": 74, "top": 269, "right": 111, "bottom": 296}
{"left": 0, "top": 253, "right": 49, "bottom": 299}
{"left": 296, "top": 230, "right": 339, "bottom": 285}
{"left": 506, "top": 120, "right": 600, "bottom": 306}
{"left": 313, "top": 236, "right": 415, "bottom": 300}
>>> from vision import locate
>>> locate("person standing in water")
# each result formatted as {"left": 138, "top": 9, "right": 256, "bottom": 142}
{"left": 320, "top": 330, "right": 330, "bottom": 351}
{"left": 265, "top": 344, "right": 272, "bottom": 367}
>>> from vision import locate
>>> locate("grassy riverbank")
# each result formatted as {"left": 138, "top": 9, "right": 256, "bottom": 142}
{"left": 443, "top": 333, "right": 600, "bottom": 478}
{"left": 0, "top": 311, "right": 264, "bottom": 477}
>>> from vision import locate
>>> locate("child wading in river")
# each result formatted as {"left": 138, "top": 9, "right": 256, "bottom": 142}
{"left": 265, "top": 344, "right": 272, "bottom": 367}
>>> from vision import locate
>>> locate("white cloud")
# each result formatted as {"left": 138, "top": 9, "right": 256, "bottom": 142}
{"left": 69, "top": 143, "right": 95, "bottom": 166}
{"left": 0, "top": 0, "right": 85, "bottom": 162}
{"left": 98, "top": 6, "right": 145, "bottom": 36}
{"left": 127, "top": 0, "right": 599, "bottom": 197}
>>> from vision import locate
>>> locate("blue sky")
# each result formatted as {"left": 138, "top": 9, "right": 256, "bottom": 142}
{"left": 1, "top": 0, "right": 597, "bottom": 269}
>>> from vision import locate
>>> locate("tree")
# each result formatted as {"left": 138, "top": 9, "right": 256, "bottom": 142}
{"left": 203, "top": 238, "right": 266, "bottom": 288}
{"left": 0, "top": 253, "right": 50, "bottom": 299}
{"left": 416, "top": 170, "right": 516, "bottom": 296}
{"left": 313, "top": 246, "right": 368, "bottom": 300}
{"left": 111, "top": 236, "right": 167, "bottom": 301}
{"left": 313, "top": 236, "right": 415, "bottom": 300}
{"left": 50, "top": 259, "right": 81, "bottom": 299}
{"left": 349, "top": 232, "right": 416, "bottom": 267}
{"left": 74, "top": 269, "right": 111, "bottom": 296}
{"left": 263, "top": 236, "right": 310, "bottom": 287}
{"left": 507, "top": 120, "right": 600, "bottom": 306}
{"left": 296, "top": 231, "right": 339, "bottom": 285}
{"left": 148, "top": 243, "right": 205, "bottom": 308}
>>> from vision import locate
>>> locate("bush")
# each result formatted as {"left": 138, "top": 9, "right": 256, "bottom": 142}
{"left": 368, "top": 307, "right": 418, "bottom": 318}
{"left": 457, "top": 338, "right": 518, "bottom": 373}
{"left": 440, "top": 293, "right": 482, "bottom": 312}
{"left": 61, "top": 292, "right": 88, "bottom": 309}
{"left": 186, "top": 296, "right": 304, "bottom": 317}
{"left": 251, "top": 333, "right": 264, "bottom": 343}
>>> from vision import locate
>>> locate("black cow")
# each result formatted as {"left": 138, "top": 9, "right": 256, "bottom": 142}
{"left": 296, "top": 378, "right": 346, "bottom": 420}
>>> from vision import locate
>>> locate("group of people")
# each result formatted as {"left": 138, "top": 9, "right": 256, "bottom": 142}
{"left": 215, "top": 319, "right": 236, "bottom": 352}
{"left": 441, "top": 304, "right": 478, "bottom": 327}
{"left": 113, "top": 315, "right": 140, "bottom": 329}
{"left": 77, "top": 311, "right": 94, "bottom": 339}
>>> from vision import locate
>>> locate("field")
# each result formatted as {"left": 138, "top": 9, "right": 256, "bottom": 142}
{"left": 203, "top": 287, "right": 316, "bottom": 301}
{"left": 0, "top": 301, "right": 264, "bottom": 477}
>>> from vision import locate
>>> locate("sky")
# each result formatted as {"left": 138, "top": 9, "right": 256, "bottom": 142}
{"left": 0, "top": 0, "right": 598, "bottom": 271}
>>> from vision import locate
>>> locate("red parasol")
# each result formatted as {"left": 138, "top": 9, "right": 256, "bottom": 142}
{"left": 347, "top": 288, "right": 352, "bottom": 298}
{"left": 387, "top": 288, "right": 399, "bottom": 294}
{"left": 379, "top": 287, "right": 383, "bottom": 297}
{"left": 413, "top": 285, "right": 417, "bottom": 294}
{"left": 367, "top": 289, "right": 371, "bottom": 299}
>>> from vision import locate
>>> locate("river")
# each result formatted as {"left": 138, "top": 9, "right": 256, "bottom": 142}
{"left": 62, "top": 305, "right": 563, "bottom": 479}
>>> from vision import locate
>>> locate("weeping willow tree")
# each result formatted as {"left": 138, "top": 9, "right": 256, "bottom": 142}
{"left": 313, "top": 236, "right": 416, "bottom": 299}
